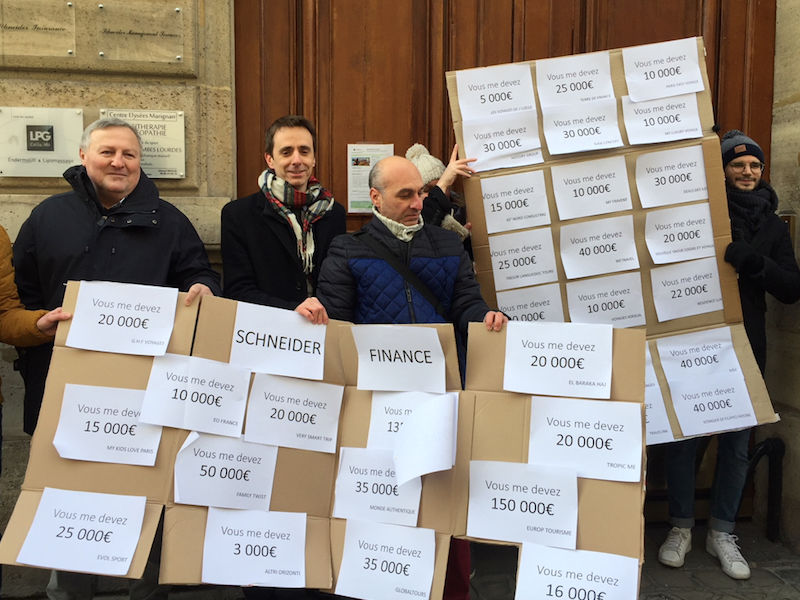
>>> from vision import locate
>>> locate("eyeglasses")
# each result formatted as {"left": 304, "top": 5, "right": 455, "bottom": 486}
{"left": 728, "top": 161, "right": 764, "bottom": 173}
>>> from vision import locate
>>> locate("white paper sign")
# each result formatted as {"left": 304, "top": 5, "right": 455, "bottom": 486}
{"left": 17, "top": 488, "right": 146, "bottom": 576}
{"left": 535, "top": 51, "right": 615, "bottom": 107}
{"left": 496, "top": 284, "right": 565, "bottom": 324}
{"left": 244, "top": 373, "right": 344, "bottom": 453}
{"left": 666, "top": 373, "right": 756, "bottom": 436}
{"left": 334, "top": 447, "right": 422, "bottom": 527}
{"left": 656, "top": 327, "right": 756, "bottom": 436}
{"left": 202, "top": 508, "right": 306, "bottom": 587}
{"left": 566, "top": 272, "right": 646, "bottom": 328}
{"left": 645, "top": 203, "right": 715, "bottom": 264}
{"left": 335, "top": 520, "right": 435, "bottom": 600}
{"left": 541, "top": 98, "right": 624, "bottom": 155}
{"left": 391, "top": 393, "right": 457, "bottom": 485}
{"left": 515, "top": 544, "right": 640, "bottom": 600}
{"left": 462, "top": 112, "right": 543, "bottom": 172}
{"left": 467, "top": 461, "right": 578, "bottom": 548}
{"left": 622, "top": 93, "right": 703, "bottom": 145}
{"left": 551, "top": 156, "right": 632, "bottom": 221}
{"left": 504, "top": 322, "right": 613, "bottom": 399}
{"left": 635, "top": 145, "right": 708, "bottom": 208}
{"left": 650, "top": 257, "right": 722, "bottom": 322}
{"left": 456, "top": 64, "right": 536, "bottom": 121}
{"left": 481, "top": 170, "right": 551, "bottom": 234}
{"left": 528, "top": 396, "right": 642, "bottom": 482}
{"left": 66, "top": 281, "right": 177, "bottom": 355}
{"left": 141, "top": 354, "right": 251, "bottom": 437}
{"left": 656, "top": 326, "right": 742, "bottom": 380}
{"left": 351, "top": 326, "right": 446, "bottom": 393}
{"left": 368, "top": 392, "right": 458, "bottom": 485}
{"left": 559, "top": 215, "right": 639, "bottom": 280}
{"left": 489, "top": 228, "right": 558, "bottom": 292}
{"left": 53, "top": 384, "right": 162, "bottom": 466}
{"left": 174, "top": 432, "right": 279, "bottom": 510}
{"left": 229, "top": 302, "right": 326, "bottom": 380}
{"left": 645, "top": 347, "right": 674, "bottom": 445}
{"left": 622, "top": 37, "right": 704, "bottom": 102}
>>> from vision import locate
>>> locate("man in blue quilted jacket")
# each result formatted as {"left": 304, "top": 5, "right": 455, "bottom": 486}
{"left": 317, "top": 155, "right": 506, "bottom": 376}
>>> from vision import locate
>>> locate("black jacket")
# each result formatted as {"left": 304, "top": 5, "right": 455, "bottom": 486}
{"left": 13, "top": 165, "right": 220, "bottom": 433}
{"left": 220, "top": 190, "right": 347, "bottom": 308}
{"left": 734, "top": 210, "right": 800, "bottom": 372}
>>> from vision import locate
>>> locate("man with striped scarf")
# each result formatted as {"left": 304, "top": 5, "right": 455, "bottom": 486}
{"left": 221, "top": 115, "right": 346, "bottom": 324}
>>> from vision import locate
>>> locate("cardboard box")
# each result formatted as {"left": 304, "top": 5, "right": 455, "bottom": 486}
{"left": 327, "top": 519, "right": 451, "bottom": 600}
{"left": 0, "top": 281, "right": 198, "bottom": 577}
{"left": 335, "top": 387, "right": 475, "bottom": 535}
{"left": 160, "top": 505, "right": 332, "bottom": 588}
{"left": 464, "top": 326, "right": 646, "bottom": 560}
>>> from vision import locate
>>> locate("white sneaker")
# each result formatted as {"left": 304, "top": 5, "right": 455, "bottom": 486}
{"left": 658, "top": 527, "right": 692, "bottom": 567}
{"left": 706, "top": 530, "right": 751, "bottom": 579}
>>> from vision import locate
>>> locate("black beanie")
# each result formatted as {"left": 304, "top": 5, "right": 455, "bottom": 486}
{"left": 720, "top": 129, "right": 765, "bottom": 167}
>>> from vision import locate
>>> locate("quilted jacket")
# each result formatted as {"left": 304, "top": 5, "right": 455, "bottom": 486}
{"left": 317, "top": 216, "right": 491, "bottom": 339}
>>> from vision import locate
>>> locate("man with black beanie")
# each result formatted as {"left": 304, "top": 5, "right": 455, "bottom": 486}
{"left": 658, "top": 130, "right": 800, "bottom": 580}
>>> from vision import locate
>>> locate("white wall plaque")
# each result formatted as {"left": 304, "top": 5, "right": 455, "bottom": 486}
{"left": 102, "top": 109, "right": 185, "bottom": 179}
{"left": 0, "top": 107, "right": 83, "bottom": 177}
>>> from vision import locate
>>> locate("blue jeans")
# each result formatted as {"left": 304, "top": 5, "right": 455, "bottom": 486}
{"left": 665, "top": 428, "right": 751, "bottom": 533}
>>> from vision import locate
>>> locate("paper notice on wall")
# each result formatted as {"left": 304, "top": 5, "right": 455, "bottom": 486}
{"left": 244, "top": 373, "right": 344, "bottom": 453}
{"left": 333, "top": 447, "right": 422, "bottom": 527}
{"left": 644, "top": 202, "right": 715, "bottom": 264}
{"left": 635, "top": 144, "right": 708, "bottom": 208}
{"left": 173, "top": 432, "right": 278, "bottom": 510}
{"left": 650, "top": 257, "right": 722, "bottom": 322}
{"left": 467, "top": 460, "right": 578, "bottom": 548}
{"left": 335, "top": 520, "right": 436, "bottom": 600}
{"left": 66, "top": 281, "right": 177, "bottom": 356}
{"left": 229, "top": 302, "right": 326, "bottom": 380}
{"left": 515, "top": 544, "right": 640, "bottom": 600}
{"left": 528, "top": 396, "right": 642, "bottom": 482}
{"left": 622, "top": 37, "right": 704, "bottom": 102}
{"left": 566, "top": 272, "right": 645, "bottom": 328}
{"left": 551, "top": 156, "right": 632, "bottom": 221}
{"left": 504, "top": 322, "right": 613, "bottom": 400}
{"left": 348, "top": 143, "right": 394, "bottom": 213}
{"left": 53, "top": 384, "right": 162, "bottom": 466}
{"left": 351, "top": 325, "right": 446, "bottom": 393}
{"left": 645, "top": 346, "right": 674, "bottom": 445}
{"left": 17, "top": 488, "right": 146, "bottom": 576}
{"left": 541, "top": 98, "right": 623, "bottom": 155}
{"left": 202, "top": 508, "right": 306, "bottom": 587}
{"left": 496, "top": 284, "right": 565, "bottom": 324}
{"left": 481, "top": 170, "right": 551, "bottom": 234}
{"left": 535, "top": 51, "right": 615, "bottom": 107}
{"left": 622, "top": 93, "right": 703, "bottom": 145}
{"left": 559, "top": 215, "right": 639, "bottom": 280}
{"left": 489, "top": 228, "right": 558, "bottom": 292}
{"left": 141, "top": 353, "right": 251, "bottom": 437}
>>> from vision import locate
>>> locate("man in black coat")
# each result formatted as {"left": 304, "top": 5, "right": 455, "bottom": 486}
{"left": 14, "top": 117, "right": 220, "bottom": 600}
{"left": 658, "top": 130, "right": 800, "bottom": 581}
{"left": 221, "top": 115, "right": 346, "bottom": 324}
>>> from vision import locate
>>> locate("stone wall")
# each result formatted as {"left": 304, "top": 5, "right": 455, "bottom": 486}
{"left": 755, "top": 0, "right": 800, "bottom": 554}
{"left": 0, "top": 1, "right": 235, "bottom": 595}
{"left": 0, "top": 0, "right": 235, "bottom": 247}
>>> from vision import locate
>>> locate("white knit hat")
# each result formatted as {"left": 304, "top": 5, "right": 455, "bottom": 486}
{"left": 405, "top": 143, "right": 446, "bottom": 186}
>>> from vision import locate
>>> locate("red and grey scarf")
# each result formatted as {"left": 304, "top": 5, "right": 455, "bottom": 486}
{"left": 259, "top": 169, "right": 335, "bottom": 274}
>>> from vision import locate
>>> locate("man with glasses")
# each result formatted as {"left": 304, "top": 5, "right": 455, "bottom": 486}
{"left": 658, "top": 130, "right": 800, "bottom": 579}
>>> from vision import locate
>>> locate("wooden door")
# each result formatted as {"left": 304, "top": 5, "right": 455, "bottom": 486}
{"left": 234, "top": 0, "right": 776, "bottom": 224}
